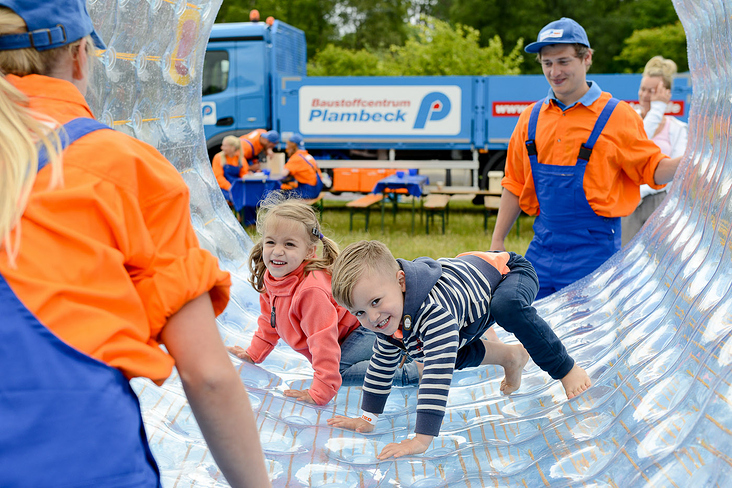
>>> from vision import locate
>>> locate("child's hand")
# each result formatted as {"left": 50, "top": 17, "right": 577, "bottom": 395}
{"left": 326, "top": 415, "right": 375, "bottom": 433}
{"left": 283, "top": 389, "right": 316, "bottom": 404}
{"left": 377, "top": 434, "right": 433, "bottom": 459}
{"left": 227, "top": 346, "right": 254, "bottom": 363}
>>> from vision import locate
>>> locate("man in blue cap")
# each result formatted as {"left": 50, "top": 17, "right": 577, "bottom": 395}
{"left": 240, "top": 128, "right": 280, "bottom": 171}
{"left": 280, "top": 133, "right": 326, "bottom": 199}
{"left": 490, "top": 18, "right": 682, "bottom": 299}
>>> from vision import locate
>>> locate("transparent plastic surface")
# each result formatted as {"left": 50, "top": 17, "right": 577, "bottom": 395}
{"left": 86, "top": 0, "right": 730, "bottom": 485}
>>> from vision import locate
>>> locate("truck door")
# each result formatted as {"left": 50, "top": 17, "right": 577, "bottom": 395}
{"left": 202, "top": 47, "right": 237, "bottom": 145}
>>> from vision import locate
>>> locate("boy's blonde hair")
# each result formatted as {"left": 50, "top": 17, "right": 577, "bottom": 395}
{"left": 0, "top": 7, "right": 91, "bottom": 265}
{"left": 331, "top": 240, "right": 399, "bottom": 309}
{"left": 248, "top": 192, "right": 339, "bottom": 292}
{"left": 643, "top": 55, "right": 678, "bottom": 90}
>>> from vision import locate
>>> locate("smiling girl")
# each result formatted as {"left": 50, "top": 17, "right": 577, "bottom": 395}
{"left": 227, "top": 195, "right": 418, "bottom": 404}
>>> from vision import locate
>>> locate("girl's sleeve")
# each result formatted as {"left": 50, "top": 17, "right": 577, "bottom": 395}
{"left": 294, "top": 287, "right": 343, "bottom": 405}
{"left": 247, "top": 294, "right": 280, "bottom": 362}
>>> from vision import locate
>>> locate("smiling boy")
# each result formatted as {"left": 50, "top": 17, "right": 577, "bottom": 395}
{"left": 327, "top": 240, "right": 590, "bottom": 459}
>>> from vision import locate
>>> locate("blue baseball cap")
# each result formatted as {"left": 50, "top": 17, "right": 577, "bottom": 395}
{"left": 525, "top": 18, "right": 590, "bottom": 54}
{"left": 263, "top": 130, "right": 280, "bottom": 144}
{"left": 0, "top": 0, "right": 106, "bottom": 51}
{"left": 289, "top": 133, "right": 304, "bottom": 149}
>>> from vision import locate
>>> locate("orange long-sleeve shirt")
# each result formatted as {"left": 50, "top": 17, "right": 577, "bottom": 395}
{"left": 281, "top": 150, "right": 321, "bottom": 190}
{"left": 212, "top": 151, "right": 248, "bottom": 190}
{"left": 240, "top": 129, "right": 267, "bottom": 161}
{"left": 0, "top": 75, "right": 231, "bottom": 384}
{"left": 503, "top": 92, "right": 667, "bottom": 218}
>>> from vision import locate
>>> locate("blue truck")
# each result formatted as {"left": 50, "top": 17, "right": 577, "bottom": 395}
{"left": 201, "top": 19, "right": 691, "bottom": 188}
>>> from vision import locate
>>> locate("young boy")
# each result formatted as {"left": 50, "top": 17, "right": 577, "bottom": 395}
{"left": 326, "top": 240, "right": 591, "bottom": 459}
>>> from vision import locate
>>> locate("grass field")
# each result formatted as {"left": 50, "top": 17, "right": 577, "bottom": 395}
{"left": 244, "top": 195, "right": 535, "bottom": 260}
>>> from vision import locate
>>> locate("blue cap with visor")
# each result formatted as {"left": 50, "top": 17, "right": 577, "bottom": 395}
{"left": 289, "top": 133, "right": 304, "bottom": 149}
{"left": 524, "top": 18, "right": 589, "bottom": 54}
{"left": 0, "top": 0, "right": 106, "bottom": 51}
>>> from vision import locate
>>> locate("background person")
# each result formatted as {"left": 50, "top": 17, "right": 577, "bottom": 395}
{"left": 212, "top": 135, "right": 248, "bottom": 202}
{"left": 280, "top": 133, "right": 325, "bottom": 199}
{"left": 489, "top": 17, "right": 681, "bottom": 299}
{"left": 621, "top": 55, "right": 688, "bottom": 244}
{"left": 240, "top": 128, "right": 279, "bottom": 172}
{"left": 0, "top": 1, "right": 269, "bottom": 486}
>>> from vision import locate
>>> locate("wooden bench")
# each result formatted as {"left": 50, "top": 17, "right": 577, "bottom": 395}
{"left": 346, "top": 194, "right": 384, "bottom": 232}
{"left": 423, "top": 194, "right": 451, "bottom": 234}
{"left": 302, "top": 192, "right": 325, "bottom": 218}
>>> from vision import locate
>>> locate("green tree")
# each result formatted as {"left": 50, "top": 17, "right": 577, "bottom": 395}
{"left": 308, "top": 16, "right": 522, "bottom": 76}
{"left": 333, "top": 0, "right": 411, "bottom": 50}
{"left": 386, "top": 17, "right": 523, "bottom": 76}
{"left": 215, "top": 0, "right": 338, "bottom": 60}
{"left": 614, "top": 21, "right": 688, "bottom": 73}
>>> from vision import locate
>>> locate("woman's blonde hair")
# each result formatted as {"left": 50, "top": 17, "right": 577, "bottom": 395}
{"left": 0, "top": 7, "right": 89, "bottom": 264}
{"left": 222, "top": 135, "right": 243, "bottom": 166}
{"left": 643, "top": 55, "right": 678, "bottom": 90}
{"left": 248, "top": 192, "right": 339, "bottom": 292}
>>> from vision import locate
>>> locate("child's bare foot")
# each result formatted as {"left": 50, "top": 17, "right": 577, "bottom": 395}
{"left": 499, "top": 344, "right": 529, "bottom": 395}
{"left": 560, "top": 364, "right": 591, "bottom": 399}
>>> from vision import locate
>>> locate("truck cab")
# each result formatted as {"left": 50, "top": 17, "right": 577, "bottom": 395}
{"left": 201, "top": 20, "right": 306, "bottom": 160}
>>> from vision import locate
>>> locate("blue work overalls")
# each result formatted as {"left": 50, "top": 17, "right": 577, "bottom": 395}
{"left": 288, "top": 153, "right": 323, "bottom": 199}
{"left": 523, "top": 98, "right": 621, "bottom": 300}
{"left": 221, "top": 154, "right": 243, "bottom": 204}
{"left": 0, "top": 118, "right": 160, "bottom": 487}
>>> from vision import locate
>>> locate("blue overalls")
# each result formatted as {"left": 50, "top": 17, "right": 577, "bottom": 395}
{"left": 221, "top": 153, "right": 243, "bottom": 204}
{"left": 0, "top": 119, "right": 160, "bottom": 487}
{"left": 288, "top": 154, "right": 323, "bottom": 199}
{"left": 523, "top": 98, "right": 621, "bottom": 300}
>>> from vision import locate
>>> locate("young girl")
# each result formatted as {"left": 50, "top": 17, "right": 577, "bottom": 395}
{"left": 228, "top": 195, "right": 419, "bottom": 405}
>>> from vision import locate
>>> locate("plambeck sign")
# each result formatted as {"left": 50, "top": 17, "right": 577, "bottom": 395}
{"left": 299, "top": 85, "right": 462, "bottom": 136}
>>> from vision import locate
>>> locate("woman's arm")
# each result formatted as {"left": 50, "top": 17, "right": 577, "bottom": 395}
{"left": 161, "top": 293, "right": 270, "bottom": 488}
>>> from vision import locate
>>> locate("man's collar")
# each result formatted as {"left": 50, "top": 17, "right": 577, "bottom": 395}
{"left": 545, "top": 81, "right": 602, "bottom": 111}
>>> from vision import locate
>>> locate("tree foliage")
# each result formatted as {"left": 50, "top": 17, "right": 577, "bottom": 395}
{"left": 308, "top": 17, "right": 523, "bottom": 77}
{"left": 216, "top": 0, "right": 687, "bottom": 75}
{"left": 615, "top": 22, "right": 688, "bottom": 73}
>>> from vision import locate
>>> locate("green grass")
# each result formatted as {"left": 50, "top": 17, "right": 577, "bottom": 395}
{"left": 245, "top": 196, "right": 535, "bottom": 260}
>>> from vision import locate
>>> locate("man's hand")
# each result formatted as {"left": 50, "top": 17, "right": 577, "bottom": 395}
{"left": 377, "top": 434, "right": 433, "bottom": 459}
{"left": 283, "top": 389, "right": 316, "bottom": 404}
{"left": 326, "top": 415, "right": 375, "bottom": 433}
{"left": 226, "top": 346, "right": 254, "bottom": 363}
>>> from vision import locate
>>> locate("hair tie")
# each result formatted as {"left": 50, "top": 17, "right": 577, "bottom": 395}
{"left": 319, "top": 233, "right": 324, "bottom": 241}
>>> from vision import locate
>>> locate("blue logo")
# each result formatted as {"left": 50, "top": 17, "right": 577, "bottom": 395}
{"left": 413, "top": 92, "right": 451, "bottom": 129}
{"left": 202, "top": 104, "right": 213, "bottom": 117}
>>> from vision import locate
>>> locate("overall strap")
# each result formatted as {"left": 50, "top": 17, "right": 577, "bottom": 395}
{"left": 577, "top": 98, "right": 620, "bottom": 162}
{"left": 525, "top": 98, "right": 546, "bottom": 158}
{"left": 243, "top": 138, "right": 256, "bottom": 157}
{"left": 37, "top": 118, "right": 110, "bottom": 173}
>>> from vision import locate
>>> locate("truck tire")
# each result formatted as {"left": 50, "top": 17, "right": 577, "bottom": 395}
{"left": 479, "top": 151, "right": 507, "bottom": 190}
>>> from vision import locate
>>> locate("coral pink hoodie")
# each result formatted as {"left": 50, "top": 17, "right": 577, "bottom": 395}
{"left": 247, "top": 263, "right": 359, "bottom": 404}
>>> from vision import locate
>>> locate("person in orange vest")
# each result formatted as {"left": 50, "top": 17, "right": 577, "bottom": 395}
{"left": 280, "top": 133, "right": 325, "bottom": 199}
{"left": 240, "top": 129, "right": 279, "bottom": 171}
{"left": 212, "top": 135, "right": 250, "bottom": 202}
{"left": 0, "top": 0, "right": 269, "bottom": 485}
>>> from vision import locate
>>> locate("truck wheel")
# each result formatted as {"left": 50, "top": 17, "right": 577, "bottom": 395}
{"left": 479, "top": 151, "right": 507, "bottom": 190}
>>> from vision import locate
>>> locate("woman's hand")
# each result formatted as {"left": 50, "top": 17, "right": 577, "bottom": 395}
{"left": 651, "top": 79, "right": 671, "bottom": 105}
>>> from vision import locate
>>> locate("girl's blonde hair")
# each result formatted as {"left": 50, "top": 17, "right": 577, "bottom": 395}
{"left": 248, "top": 192, "right": 339, "bottom": 292}
{"left": 643, "top": 55, "right": 678, "bottom": 90}
{"left": 0, "top": 7, "right": 89, "bottom": 264}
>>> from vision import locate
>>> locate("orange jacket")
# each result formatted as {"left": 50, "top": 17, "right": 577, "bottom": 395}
{"left": 212, "top": 151, "right": 247, "bottom": 190}
{"left": 281, "top": 150, "right": 321, "bottom": 190}
{"left": 0, "top": 75, "right": 231, "bottom": 384}
{"left": 240, "top": 129, "right": 267, "bottom": 161}
{"left": 247, "top": 264, "right": 359, "bottom": 405}
{"left": 503, "top": 92, "right": 667, "bottom": 218}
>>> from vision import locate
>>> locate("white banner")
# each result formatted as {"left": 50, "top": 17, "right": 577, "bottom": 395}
{"left": 299, "top": 85, "right": 462, "bottom": 136}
